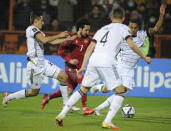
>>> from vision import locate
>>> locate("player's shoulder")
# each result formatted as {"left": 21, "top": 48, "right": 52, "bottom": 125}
{"left": 119, "top": 23, "right": 129, "bottom": 30}
{"left": 26, "top": 25, "right": 39, "bottom": 33}
{"left": 137, "top": 30, "right": 147, "bottom": 35}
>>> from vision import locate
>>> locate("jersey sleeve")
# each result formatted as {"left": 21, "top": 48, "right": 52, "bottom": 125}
{"left": 58, "top": 41, "right": 72, "bottom": 61}
{"left": 122, "top": 26, "right": 131, "bottom": 40}
{"left": 29, "top": 26, "right": 41, "bottom": 38}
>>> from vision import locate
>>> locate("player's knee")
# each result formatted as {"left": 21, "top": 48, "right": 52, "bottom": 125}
{"left": 27, "top": 89, "right": 40, "bottom": 96}
{"left": 80, "top": 86, "right": 89, "bottom": 94}
{"left": 57, "top": 70, "right": 68, "bottom": 83}
{"left": 68, "top": 88, "right": 73, "bottom": 96}
{"left": 102, "top": 85, "right": 110, "bottom": 93}
{"left": 114, "top": 85, "right": 127, "bottom": 94}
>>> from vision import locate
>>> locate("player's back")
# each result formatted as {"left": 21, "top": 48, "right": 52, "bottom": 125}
{"left": 89, "top": 23, "right": 130, "bottom": 67}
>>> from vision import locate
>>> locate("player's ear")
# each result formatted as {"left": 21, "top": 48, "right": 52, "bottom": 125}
{"left": 79, "top": 27, "right": 83, "bottom": 32}
{"left": 110, "top": 16, "right": 113, "bottom": 22}
{"left": 122, "top": 16, "right": 125, "bottom": 22}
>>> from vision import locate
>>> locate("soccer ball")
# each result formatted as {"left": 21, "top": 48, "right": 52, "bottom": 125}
{"left": 121, "top": 104, "right": 135, "bottom": 118}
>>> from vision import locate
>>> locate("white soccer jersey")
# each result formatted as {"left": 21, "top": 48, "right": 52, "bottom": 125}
{"left": 117, "top": 30, "right": 147, "bottom": 68}
{"left": 88, "top": 23, "right": 131, "bottom": 67}
{"left": 26, "top": 25, "right": 45, "bottom": 67}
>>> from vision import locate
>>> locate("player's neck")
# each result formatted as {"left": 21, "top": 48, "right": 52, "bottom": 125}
{"left": 32, "top": 23, "right": 40, "bottom": 29}
{"left": 112, "top": 19, "right": 123, "bottom": 24}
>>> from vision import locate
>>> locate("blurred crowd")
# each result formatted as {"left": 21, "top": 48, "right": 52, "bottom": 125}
{"left": 0, "top": 0, "right": 170, "bottom": 57}
{"left": 0, "top": 0, "right": 171, "bottom": 33}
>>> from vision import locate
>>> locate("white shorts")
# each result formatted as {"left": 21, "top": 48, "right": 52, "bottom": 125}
{"left": 82, "top": 65, "right": 121, "bottom": 91}
{"left": 117, "top": 64, "right": 134, "bottom": 91}
{"left": 27, "top": 59, "right": 61, "bottom": 89}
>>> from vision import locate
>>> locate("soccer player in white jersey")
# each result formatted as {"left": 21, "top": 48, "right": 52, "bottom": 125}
{"left": 90, "top": 4, "right": 166, "bottom": 117}
{"left": 55, "top": 7, "right": 151, "bottom": 129}
{"left": 2, "top": 12, "right": 76, "bottom": 107}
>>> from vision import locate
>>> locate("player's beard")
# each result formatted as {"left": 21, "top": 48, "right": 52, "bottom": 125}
{"left": 81, "top": 32, "right": 88, "bottom": 38}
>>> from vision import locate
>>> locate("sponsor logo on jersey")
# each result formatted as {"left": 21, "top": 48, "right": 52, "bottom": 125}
{"left": 84, "top": 39, "right": 88, "bottom": 44}
{"left": 32, "top": 28, "right": 38, "bottom": 32}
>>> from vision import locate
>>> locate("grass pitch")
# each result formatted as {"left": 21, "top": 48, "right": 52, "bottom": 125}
{"left": 0, "top": 93, "right": 171, "bottom": 131}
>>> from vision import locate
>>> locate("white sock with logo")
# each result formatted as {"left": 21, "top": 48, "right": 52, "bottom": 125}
{"left": 58, "top": 90, "right": 83, "bottom": 119}
{"left": 59, "top": 82, "right": 69, "bottom": 105}
{"left": 6, "top": 90, "right": 26, "bottom": 101}
{"left": 103, "top": 95, "right": 124, "bottom": 124}
{"left": 96, "top": 94, "right": 114, "bottom": 111}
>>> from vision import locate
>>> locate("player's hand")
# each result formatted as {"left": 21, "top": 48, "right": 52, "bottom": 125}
{"left": 58, "top": 31, "right": 69, "bottom": 38}
{"left": 66, "top": 35, "right": 77, "bottom": 41}
{"left": 68, "top": 59, "right": 79, "bottom": 65}
{"left": 77, "top": 67, "right": 86, "bottom": 79}
{"left": 160, "top": 4, "right": 166, "bottom": 16}
{"left": 145, "top": 57, "right": 151, "bottom": 64}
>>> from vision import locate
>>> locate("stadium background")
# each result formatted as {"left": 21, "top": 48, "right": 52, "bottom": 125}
{"left": 0, "top": 0, "right": 171, "bottom": 97}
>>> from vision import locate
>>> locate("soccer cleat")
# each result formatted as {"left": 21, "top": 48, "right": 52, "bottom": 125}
{"left": 94, "top": 109, "right": 101, "bottom": 116}
{"left": 56, "top": 116, "right": 63, "bottom": 126}
{"left": 3, "top": 92, "right": 8, "bottom": 107}
{"left": 41, "top": 94, "right": 49, "bottom": 110}
{"left": 83, "top": 107, "right": 95, "bottom": 115}
{"left": 71, "top": 106, "right": 80, "bottom": 111}
{"left": 102, "top": 122, "right": 120, "bottom": 129}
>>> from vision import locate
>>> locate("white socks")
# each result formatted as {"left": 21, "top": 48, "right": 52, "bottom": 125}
{"left": 58, "top": 90, "right": 82, "bottom": 119}
{"left": 59, "top": 83, "right": 69, "bottom": 105}
{"left": 104, "top": 95, "right": 124, "bottom": 124}
{"left": 96, "top": 94, "right": 114, "bottom": 111}
{"left": 6, "top": 90, "right": 26, "bottom": 101}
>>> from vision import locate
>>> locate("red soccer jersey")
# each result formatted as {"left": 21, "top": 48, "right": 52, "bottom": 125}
{"left": 58, "top": 35, "right": 92, "bottom": 69}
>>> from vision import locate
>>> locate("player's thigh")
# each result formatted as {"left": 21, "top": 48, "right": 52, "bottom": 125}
{"left": 98, "top": 66, "right": 121, "bottom": 91}
{"left": 43, "top": 60, "right": 68, "bottom": 82}
{"left": 68, "top": 76, "right": 78, "bottom": 91}
{"left": 118, "top": 66, "right": 134, "bottom": 91}
{"left": 82, "top": 66, "right": 100, "bottom": 88}
{"left": 65, "top": 66, "right": 83, "bottom": 84}
{"left": 27, "top": 68, "right": 42, "bottom": 89}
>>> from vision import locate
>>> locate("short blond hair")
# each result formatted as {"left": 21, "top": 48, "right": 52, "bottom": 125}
{"left": 112, "top": 7, "right": 125, "bottom": 19}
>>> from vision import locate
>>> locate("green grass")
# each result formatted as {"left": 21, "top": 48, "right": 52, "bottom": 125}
{"left": 0, "top": 93, "right": 171, "bottom": 131}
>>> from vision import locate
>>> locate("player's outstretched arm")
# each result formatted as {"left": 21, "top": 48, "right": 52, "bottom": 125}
{"left": 127, "top": 37, "right": 151, "bottom": 64}
{"left": 77, "top": 41, "right": 96, "bottom": 77}
{"left": 35, "top": 31, "right": 70, "bottom": 44}
{"left": 49, "top": 35, "right": 77, "bottom": 45}
{"left": 148, "top": 4, "right": 166, "bottom": 35}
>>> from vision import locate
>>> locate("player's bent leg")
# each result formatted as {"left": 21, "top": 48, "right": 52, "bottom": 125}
{"left": 93, "top": 94, "right": 115, "bottom": 116}
{"left": 56, "top": 86, "right": 89, "bottom": 126}
{"left": 103, "top": 85, "right": 127, "bottom": 129}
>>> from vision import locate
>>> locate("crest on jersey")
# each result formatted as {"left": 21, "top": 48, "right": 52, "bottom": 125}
{"left": 84, "top": 39, "right": 88, "bottom": 44}
{"left": 32, "top": 28, "right": 38, "bottom": 32}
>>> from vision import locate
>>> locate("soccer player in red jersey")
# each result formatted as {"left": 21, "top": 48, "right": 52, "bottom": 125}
{"left": 41, "top": 19, "right": 94, "bottom": 115}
